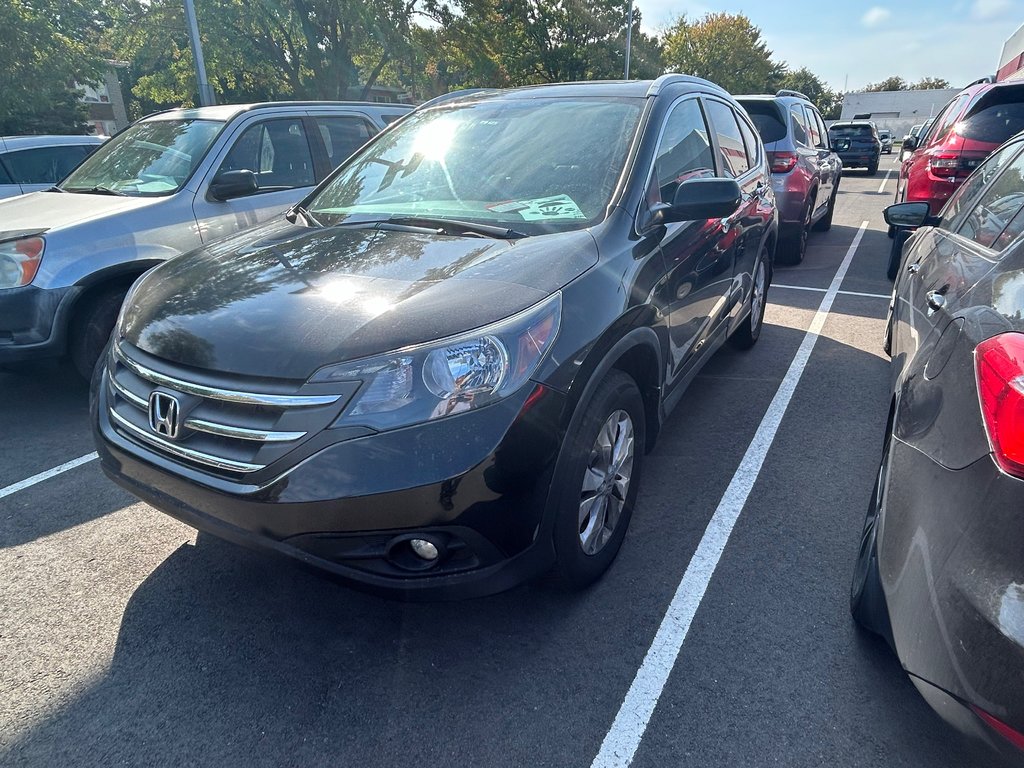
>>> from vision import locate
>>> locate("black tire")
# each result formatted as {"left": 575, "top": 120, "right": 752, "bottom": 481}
{"left": 867, "top": 159, "right": 879, "bottom": 176}
{"left": 778, "top": 201, "right": 812, "bottom": 265}
{"left": 69, "top": 287, "right": 128, "bottom": 380}
{"left": 851, "top": 431, "right": 894, "bottom": 639}
{"left": 813, "top": 186, "right": 837, "bottom": 232}
{"left": 887, "top": 224, "right": 894, "bottom": 239}
{"left": 551, "top": 370, "right": 646, "bottom": 589}
{"left": 887, "top": 230, "right": 909, "bottom": 281}
{"left": 729, "top": 255, "right": 769, "bottom": 350}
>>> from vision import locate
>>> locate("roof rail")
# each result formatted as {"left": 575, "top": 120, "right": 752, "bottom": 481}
{"left": 646, "top": 73, "right": 728, "bottom": 97}
{"left": 776, "top": 89, "right": 811, "bottom": 101}
{"left": 964, "top": 75, "right": 996, "bottom": 87}
{"left": 416, "top": 89, "right": 499, "bottom": 110}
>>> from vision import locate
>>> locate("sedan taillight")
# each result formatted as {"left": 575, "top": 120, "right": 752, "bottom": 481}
{"left": 768, "top": 151, "right": 798, "bottom": 173}
{"left": 976, "top": 333, "right": 1024, "bottom": 478}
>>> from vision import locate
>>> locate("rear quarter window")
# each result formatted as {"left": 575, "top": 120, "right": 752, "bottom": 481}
{"left": 960, "top": 97, "right": 1024, "bottom": 146}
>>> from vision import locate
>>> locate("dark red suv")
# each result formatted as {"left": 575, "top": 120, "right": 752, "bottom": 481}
{"left": 897, "top": 78, "right": 1024, "bottom": 213}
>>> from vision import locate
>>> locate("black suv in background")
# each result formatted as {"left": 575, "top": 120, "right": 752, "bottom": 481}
{"left": 737, "top": 90, "right": 841, "bottom": 264}
{"left": 93, "top": 76, "right": 778, "bottom": 599}
{"left": 828, "top": 120, "right": 882, "bottom": 174}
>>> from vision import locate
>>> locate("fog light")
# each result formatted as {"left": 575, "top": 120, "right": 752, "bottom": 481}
{"left": 410, "top": 538, "right": 439, "bottom": 561}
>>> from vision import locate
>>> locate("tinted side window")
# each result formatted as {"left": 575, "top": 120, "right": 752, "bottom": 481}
{"left": 790, "top": 105, "right": 810, "bottom": 146}
{"left": 960, "top": 100, "right": 1024, "bottom": 146}
{"left": 314, "top": 116, "right": 376, "bottom": 171}
{"left": 0, "top": 157, "right": 12, "bottom": 184}
{"left": 812, "top": 110, "right": 829, "bottom": 148}
{"left": 219, "top": 118, "right": 314, "bottom": 190}
{"left": 735, "top": 110, "right": 760, "bottom": 168}
{"left": 957, "top": 151, "right": 1024, "bottom": 250}
{"left": 741, "top": 102, "right": 786, "bottom": 144}
{"left": 803, "top": 107, "right": 821, "bottom": 147}
{"left": 940, "top": 141, "right": 1022, "bottom": 227}
{"left": 652, "top": 98, "right": 715, "bottom": 203}
{"left": 4, "top": 145, "right": 91, "bottom": 184}
{"left": 704, "top": 99, "right": 750, "bottom": 177}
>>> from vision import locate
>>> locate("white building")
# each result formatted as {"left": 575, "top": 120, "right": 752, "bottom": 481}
{"left": 839, "top": 88, "right": 960, "bottom": 137}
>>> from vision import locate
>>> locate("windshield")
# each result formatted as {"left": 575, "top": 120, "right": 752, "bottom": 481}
{"left": 307, "top": 97, "right": 644, "bottom": 235}
{"left": 829, "top": 125, "right": 873, "bottom": 138}
{"left": 62, "top": 119, "right": 223, "bottom": 196}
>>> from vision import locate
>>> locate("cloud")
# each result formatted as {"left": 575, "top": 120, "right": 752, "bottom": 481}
{"left": 861, "top": 6, "right": 892, "bottom": 27}
{"left": 971, "top": 0, "right": 1013, "bottom": 19}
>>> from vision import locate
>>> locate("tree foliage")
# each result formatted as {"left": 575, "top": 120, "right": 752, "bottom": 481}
{"left": 0, "top": 0, "right": 107, "bottom": 134}
{"left": 864, "top": 75, "right": 952, "bottom": 92}
{"left": 661, "top": 13, "right": 785, "bottom": 95}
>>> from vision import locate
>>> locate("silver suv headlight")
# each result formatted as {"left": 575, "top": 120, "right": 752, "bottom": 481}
{"left": 0, "top": 236, "right": 44, "bottom": 289}
{"left": 310, "top": 292, "right": 561, "bottom": 430}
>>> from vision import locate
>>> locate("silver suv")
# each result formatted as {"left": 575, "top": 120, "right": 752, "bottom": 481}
{"left": 0, "top": 101, "right": 410, "bottom": 376}
{"left": 736, "top": 90, "right": 842, "bottom": 264}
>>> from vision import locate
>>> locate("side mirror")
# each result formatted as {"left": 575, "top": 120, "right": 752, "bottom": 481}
{"left": 884, "top": 201, "right": 938, "bottom": 228}
{"left": 903, "top": 135, "right": 918, "bottom": 152}
{"left": 209, "top": 169, "right": 258, "bottom": 201}
{"left": 661, "top": 178, "right": 742, "bottom": 223}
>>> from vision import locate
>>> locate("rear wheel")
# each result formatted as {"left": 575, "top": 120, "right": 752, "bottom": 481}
{"left": 69, "top": 287, "right": 128, "bottom": 380}
{"left": 867, "top": 159, "right": 879, "bottom": 176}
{"left": 779, "top": 201, "right": 812, "bottom": 265}
{"left": 729, "top": 255, "right": 768, "bottom": 350}
{"left": 551, "top": 370, "right": 645, "bottom": 589}
{"left": 851, "top": 430, "right": 894, "bottom": 638}
{"left": 813, "top": 186, "right": 837, "bottom": 232}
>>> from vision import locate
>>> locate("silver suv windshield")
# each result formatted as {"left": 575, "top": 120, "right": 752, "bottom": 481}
{"left": 62, "top": 119, "right": 223, "bottom": 197}
{"left": 307, "top": 97, "right": 643, "bottom": 234}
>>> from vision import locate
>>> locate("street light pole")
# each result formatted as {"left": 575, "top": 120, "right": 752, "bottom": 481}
{"left": 624, "top": 0, "right": 633, "bottom": 80}
{"left": 183, "top": 0, "right": 216, "bottom": 106}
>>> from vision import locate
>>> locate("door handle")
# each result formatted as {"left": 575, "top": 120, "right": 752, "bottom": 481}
{"left": 926, "top": 290, "right": 946, "bottom": 312}
{"left": 907, "top": 263, "right": 921, "bottom": 274}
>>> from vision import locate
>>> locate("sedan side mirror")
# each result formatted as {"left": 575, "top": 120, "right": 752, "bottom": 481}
{"left": 661, "top": 178, "right": 743, "bottom": 223}
{"left": 903, "top": 136, "right": 918, "bottom": 152}
{"left": 884, "top": 201, "right": 939, "bottom": 228}
{"left": 209, "top": 169, "right": 259, "bottom": 201}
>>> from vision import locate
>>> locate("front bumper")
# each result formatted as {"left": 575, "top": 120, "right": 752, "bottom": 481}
{"left": 94, "top": 376, "right": 569, "bottom": 599}
{"left": 0, "top": 284, "right": 79, "bottom": 363}
{"left": 880, "top": 440, "right": 1024, "bottom": 746}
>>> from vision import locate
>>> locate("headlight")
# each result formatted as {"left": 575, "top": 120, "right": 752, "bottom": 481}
{"left": 311, "top": 292, "right": 561, "bottom": 430}
{"left": 0, "top": 237, "right": 44, "bottom": 289}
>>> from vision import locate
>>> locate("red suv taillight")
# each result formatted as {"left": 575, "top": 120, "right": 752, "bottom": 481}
{"left": 928, "top": 151, "right": 960, "bottom": 178}
{"left": 768, "top": 151, "right": 798, "bottom": 173}
{"left": 976, "top": 333, "right": 1024, "bottom": 478}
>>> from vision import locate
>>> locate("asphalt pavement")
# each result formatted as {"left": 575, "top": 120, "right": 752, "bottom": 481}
{"left": 1, "top": 155, "right": 1019, "bottom": 767}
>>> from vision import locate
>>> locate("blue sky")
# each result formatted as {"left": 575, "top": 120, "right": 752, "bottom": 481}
{"left": 636, "top": 0, "right": 1020, "bottom": 91}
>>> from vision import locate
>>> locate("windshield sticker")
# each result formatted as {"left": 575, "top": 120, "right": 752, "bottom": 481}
{"left": 488, "top": 194, "right": 587, "bottom": 221}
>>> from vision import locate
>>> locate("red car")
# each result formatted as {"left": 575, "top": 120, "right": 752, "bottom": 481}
{"left": 897, "top": 78, "right": 1024, "bottom": 211}
{"left": 888, "top": 77, "right": 1024, "bottom": 278}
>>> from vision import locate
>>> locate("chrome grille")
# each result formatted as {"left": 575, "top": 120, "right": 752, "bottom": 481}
{"left": 106, "top": 341, "right": 358, "bottom": 476}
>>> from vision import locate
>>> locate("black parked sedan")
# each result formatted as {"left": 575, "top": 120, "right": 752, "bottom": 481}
{"left": 855, "top": 132, "right": 1024, "bottom": 756}
{"left": 93, "top": 76, "right": 777, "bottom": 599}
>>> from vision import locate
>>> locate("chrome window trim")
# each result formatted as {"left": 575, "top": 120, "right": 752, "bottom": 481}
{"left": 109, "top": 407, "right": 265, "bottom": 472}
{"left": 114, "top": 343, "right": 339, "bottom": 407}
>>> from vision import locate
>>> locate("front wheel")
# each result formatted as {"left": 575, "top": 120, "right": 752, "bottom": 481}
{"left": 851, "top": 432, "right": 894, "bottom": 639}
{"left": 729, "top": 256, "right": 769, "bottom": 350}
{"left": 69, "top": 287, "right": 128, "bottom": 380}
{"left": 551, "top": 370, "right": 645, "bottom": 589}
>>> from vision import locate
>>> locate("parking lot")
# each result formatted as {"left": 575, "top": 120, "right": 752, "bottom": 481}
{"left": 0, "top": 155, "right": 1017, "bottom": 768}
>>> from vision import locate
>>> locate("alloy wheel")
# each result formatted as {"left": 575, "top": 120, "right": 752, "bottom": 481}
{"left": 578, "top": 410, "right": 635, "bottom": 555}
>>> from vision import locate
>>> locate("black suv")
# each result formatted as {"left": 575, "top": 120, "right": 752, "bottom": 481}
{"left": 93, "top": 76, "right": 778, "bottom": 598}
{"left": 828, "top": 120, "right": 882, "bottom": 174}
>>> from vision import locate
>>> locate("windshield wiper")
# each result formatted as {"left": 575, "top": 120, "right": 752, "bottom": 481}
{"left": 380, "top": 216, "right": 527, "bottom": 239}
{"left": 288, "top": 204, "right": 323, "bottom": 228}
{"left": 63, "top": 185, "right": 124, "bottom": 196}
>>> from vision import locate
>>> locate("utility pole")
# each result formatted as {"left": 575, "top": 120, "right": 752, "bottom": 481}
{"left": 624, "top": 0, "right": 633, "bottom": 79}
{"left": 183, "top": 0, "right": 216, "bottom": 106}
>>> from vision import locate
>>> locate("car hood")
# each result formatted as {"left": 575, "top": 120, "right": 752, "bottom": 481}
{"left": 0, "top": 190, "right": 160, "bottom": 234}
{"left": 121, "top": 219, "right": 598, "bottom": 379}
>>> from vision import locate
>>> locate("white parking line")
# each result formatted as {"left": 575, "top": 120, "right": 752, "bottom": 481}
{"left": 0, "top": 452, "right": 98, "bottom": 500}
{"left": 877, "top": 169, "right": 892, "bottom": 194}
{"left": 590, "top": 221, "right": 870, "bottom": 768}
{"left": 773, "top": 283, "right": 889, "bottom": 300}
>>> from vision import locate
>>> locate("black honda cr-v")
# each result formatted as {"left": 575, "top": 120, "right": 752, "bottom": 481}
{"left": 93, "top": 76, "right": 778, "bottom": 598}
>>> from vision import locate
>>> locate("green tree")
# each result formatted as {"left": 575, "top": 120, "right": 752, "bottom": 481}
{"left": 910, "top": 76, "right": 950, "bottom": 90}
{"left": 661, "top": 13, "right": 785, "bottom": 95}
{"left": 0, "top": 0, "right": 107, "bottom": 134}
{"left": 864, "top": 75, "right": 908, "bottom": 92}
